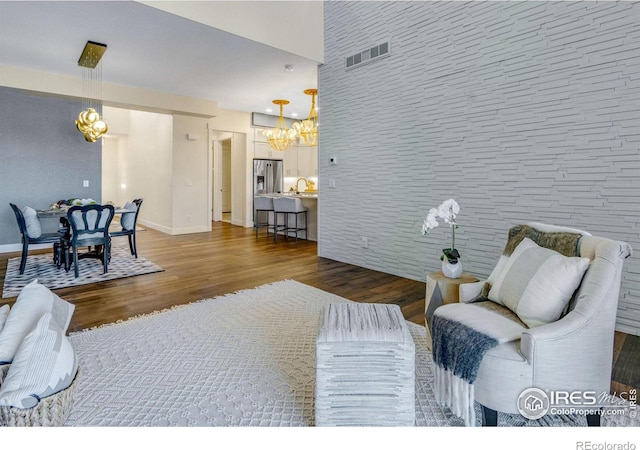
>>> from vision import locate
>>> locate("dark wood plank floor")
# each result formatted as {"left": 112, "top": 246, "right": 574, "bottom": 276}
{"left": 0, "top": 221, "right": 636, "bottom": 396}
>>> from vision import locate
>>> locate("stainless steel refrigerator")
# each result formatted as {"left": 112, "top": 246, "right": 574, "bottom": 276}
{"left": 253, "top": 159, "right": 283, "bottom": 196}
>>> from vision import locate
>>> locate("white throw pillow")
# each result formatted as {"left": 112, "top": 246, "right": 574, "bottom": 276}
{"left": 21, "top": 206, "right": 42, "bottom": 238}
{"left": 0, "top": 305, "right": 9, "bottom": 333}
{"left": 0, "top": 313, "right": 78, "bottom": 409}
{"left": 120, "top": 201, "right": 137, "bottom": 231}
{"left": 0, "top": 280, "right": 75, "bottom": 364}
{"left": 488, "top": 238, "right": 590, "bottom": 328}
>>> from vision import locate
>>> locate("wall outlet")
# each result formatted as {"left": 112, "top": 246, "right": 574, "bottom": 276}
{"left": 361, "top": 237, "right": 368, "bottom": 248}
{"left": 329, "top": 179, "right": 336, "bottom": 188}
{"left": 83, "top": 180, "right": 89, "bottom": 187}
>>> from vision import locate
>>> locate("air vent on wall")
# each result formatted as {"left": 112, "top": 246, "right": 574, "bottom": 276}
{"left": 345, "top": 41, "right": 390, "bottom": 70}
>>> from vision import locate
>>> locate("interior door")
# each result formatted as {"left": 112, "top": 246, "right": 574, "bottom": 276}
{"left": 222, "top": 142, "right": 232, "bottom": 213}
{"left": 211, "top": 139, "right": 222, "bottom": 222}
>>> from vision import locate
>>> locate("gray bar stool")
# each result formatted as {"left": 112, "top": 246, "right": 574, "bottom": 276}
{"left": 254, "top": 195, "right": 275, "bottom": 238}
{"left": 272, "top": 197, "right": 308, "bottom": 242}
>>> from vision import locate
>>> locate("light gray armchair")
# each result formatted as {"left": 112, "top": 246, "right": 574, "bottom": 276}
{"left": 436, "top": 222, "right": 632, "bottom": 426}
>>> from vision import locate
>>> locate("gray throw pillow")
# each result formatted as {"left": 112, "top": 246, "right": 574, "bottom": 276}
{"left": 21, "top": 206, "right": 42, "bottom": 238}
{"left": 120, "top": 202, "right": 137, "bottom": 231}
{"left": 488, "top": 238, "right": 590, "bottom": 328}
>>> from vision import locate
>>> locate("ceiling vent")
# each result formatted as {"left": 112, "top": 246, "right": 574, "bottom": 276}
{"left": 345, "top": 41, "right": 391, "bottom": 71}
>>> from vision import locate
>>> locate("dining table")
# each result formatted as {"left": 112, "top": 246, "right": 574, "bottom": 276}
{"left": 36, "top": 204, "right": 134, "bottom": 270}
{"left": 36, "top": 205, "right": 132, "bottom": 220}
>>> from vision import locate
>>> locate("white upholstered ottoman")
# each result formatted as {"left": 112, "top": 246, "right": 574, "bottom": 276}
{"left": 315, "top": 302, "right": 415, "bottom": 426}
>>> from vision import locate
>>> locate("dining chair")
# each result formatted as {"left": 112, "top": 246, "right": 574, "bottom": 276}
{"left": 9, "top": 203, "right": 63, "bottom": 274}
{"left": 110, "top": 198, "right": 143, "bottom": 258}
{"left": 63, "top": 204, "right": 115, "bottom": 278}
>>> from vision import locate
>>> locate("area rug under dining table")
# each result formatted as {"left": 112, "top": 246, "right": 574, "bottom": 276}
{"left": 64, "top": 280, "right": 637, "bottom": 427}
{"left": 2, "top": 246, "right": 164, "bottom": 298}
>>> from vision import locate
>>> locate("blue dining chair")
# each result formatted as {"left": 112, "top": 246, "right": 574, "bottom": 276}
{"left": 63, "top": 204, "right": 115, "bottom": 278}
{"left": 110, "top": 198, "right": 143, "bottom": 258}
{"left": 10, "top": 203, "right": 63, "bottom": 274}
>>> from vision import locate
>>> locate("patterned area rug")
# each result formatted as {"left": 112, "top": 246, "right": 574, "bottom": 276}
{"left": 2, "top": 246, "right": 163, "bottom": 298}
{"left": 64, "top": 280, "right": 638, "bottom": 427}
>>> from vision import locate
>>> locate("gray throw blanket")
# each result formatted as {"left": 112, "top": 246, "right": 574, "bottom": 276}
{"left": 431, "top": 303, "right": 526, "bottom": 426}
{"left": 432, "top": 315, "right": 499, "bottom": 386}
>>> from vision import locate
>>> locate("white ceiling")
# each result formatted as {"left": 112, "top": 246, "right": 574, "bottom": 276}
{"left": 0, "top": 1, "right": 321, "bottom": 117}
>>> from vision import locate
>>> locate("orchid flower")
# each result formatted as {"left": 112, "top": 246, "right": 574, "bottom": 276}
{"left": 421, "top": 199, "right": 461, "bottom": 259}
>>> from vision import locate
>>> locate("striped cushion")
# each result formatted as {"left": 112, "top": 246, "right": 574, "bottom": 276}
{"left": 0, "top": 279, "right": 74, "bottom": 364}
{"left": 488, "top": 238, "right": 590, "bottom": 328}
{"left": 0, "top": 313, "right": 78, "bottom": 409}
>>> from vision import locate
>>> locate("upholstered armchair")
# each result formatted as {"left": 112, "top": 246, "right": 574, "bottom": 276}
{"left": 431, "top": 222, "right": 632, "bottom": 426}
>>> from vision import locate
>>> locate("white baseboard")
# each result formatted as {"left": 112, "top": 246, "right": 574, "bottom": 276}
{"left": 137, "top": 219, "right": 172, "bottom": 235}
{"left": 231, "top": 219, "right": 246, "bottom": 227}
{"left": 138, "top": 220, "right": 212, "bottom": 235}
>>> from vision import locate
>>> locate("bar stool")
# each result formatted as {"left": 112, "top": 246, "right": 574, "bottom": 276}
{"left": 254, "top": 196, "right": 275, "bottom": 238}
{"left": 272, "top": 197, "right": 308, "bottom": 242}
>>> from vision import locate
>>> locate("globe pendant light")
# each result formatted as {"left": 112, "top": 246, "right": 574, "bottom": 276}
{"left": 75, "top": 41, "right": 109, "bottom": 143}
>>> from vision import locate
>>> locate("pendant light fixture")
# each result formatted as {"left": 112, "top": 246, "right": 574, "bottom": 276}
{"left": 293, "top": 89, "right": 318, "bottom": 146}
{"left": 75, "top": 41, "right": 108, "bottom": 143}
{"left": 262, "top": 99, "right": 297, "bottom": 151}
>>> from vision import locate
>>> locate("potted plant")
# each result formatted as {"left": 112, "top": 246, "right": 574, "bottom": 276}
{"left": 422, "top": 198, "right": 462, "bottom": 278}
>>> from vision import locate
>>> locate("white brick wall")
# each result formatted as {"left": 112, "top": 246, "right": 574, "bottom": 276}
{"left": 318, "top": 1, "right": 640, "bottom": 335}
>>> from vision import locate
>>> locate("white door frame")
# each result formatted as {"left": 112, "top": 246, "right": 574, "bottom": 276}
{"left": 210, "top": 135, "right": 222, "bottom": 223}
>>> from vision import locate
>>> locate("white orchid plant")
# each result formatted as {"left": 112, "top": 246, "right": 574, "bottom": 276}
{"left": 422, "top": 198, "right": 461, "bottom": 264}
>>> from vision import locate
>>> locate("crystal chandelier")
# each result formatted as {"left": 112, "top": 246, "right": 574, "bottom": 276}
{"left": 262, "top": 99, "right": 297, "bottom": 151}
{"left": 293, "top": 89, "right": 318, "bottom": 146}
{"left": 75, "top": 41, "right": 108, "bottom": 143}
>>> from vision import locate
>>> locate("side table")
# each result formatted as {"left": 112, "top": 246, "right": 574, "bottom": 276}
{"left": 424, "top": 271, "right": 479, "bottom": 350}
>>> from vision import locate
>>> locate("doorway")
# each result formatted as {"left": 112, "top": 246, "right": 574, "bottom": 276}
{"left": 209, "top": 130, "right": 247, "bottom": 229}
{"left": 210, "top": 131, "right": 234, "bottom": 225}
{"left": 221, "top": 139, "right": 232, "bottom": 223}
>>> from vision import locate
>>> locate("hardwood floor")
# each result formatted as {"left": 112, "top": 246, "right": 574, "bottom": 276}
{"left": 0, "top": 221, "right": 636, "bottom": 397}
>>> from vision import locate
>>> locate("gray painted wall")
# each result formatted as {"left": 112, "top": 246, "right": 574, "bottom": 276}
{"left": 0, "top": 87, "right": 101, "bottom": 244}
{"left": 319, "top": 1, "right": 640, "bottom": 334}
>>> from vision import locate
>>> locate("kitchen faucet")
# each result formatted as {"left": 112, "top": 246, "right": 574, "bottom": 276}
{"left": 294, "top": 177, "right": 317, "bottom": 193}
{"left": 296, "top": 177, "right": 308, "bottom": 193}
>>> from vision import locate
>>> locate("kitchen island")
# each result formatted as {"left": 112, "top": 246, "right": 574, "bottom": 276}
{"left": 255, "top": 193, "right": 318, "bottom": 241}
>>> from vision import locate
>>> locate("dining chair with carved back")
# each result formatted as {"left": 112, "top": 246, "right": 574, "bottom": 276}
{"left": 63, "top": 204, "right": 115, "bottom": 278}
{"left": 110, "top": 198, "right": 143, "bottom": 258}
{"left": 9, "top": 203, "right": 64, "bottom": 274}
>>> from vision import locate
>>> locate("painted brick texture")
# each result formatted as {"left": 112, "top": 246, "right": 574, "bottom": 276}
{"left": 318, "top": 1, "right": 640, "bottom": 335}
